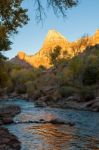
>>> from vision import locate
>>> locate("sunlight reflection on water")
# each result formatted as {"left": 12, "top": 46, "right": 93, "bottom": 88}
{"left": 1, "top": 99, "right": 99, "bottom": 150}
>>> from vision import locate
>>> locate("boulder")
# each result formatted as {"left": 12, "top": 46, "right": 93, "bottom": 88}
{"left": 0, "top": 127, "right": 21, "bottom": 150}
{"left": 0, "top": 105, "right": 20, "bottom": 124}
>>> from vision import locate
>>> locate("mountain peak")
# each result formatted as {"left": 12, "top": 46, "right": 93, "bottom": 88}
{"left": 47, "top": 29, "right": 61, "bottom": 36}
{"left": 47, "top": 29, "right": 57, "bottom": 34}
{"left": 45, "top": 29, "right": 68, "bottom": 41}
{"left": 41, "top": 29, "right": 69, "bottom": 50}
{"left": 14, "top": 29, "right": 99, "bottom": 68}
{"left": 17, "top": 51, "right": 26, "bottom": 60}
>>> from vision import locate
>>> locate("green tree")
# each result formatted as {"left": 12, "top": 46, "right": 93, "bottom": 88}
{"left": 49, "top": 46, "right": 61, "bottom": 67}
{"left": 0, "top": 0, "right": 29, "bottom": 54}
{"left": 68, "top": 57, "right": 84, "bottom": 83}
{"left": 82, "top": 64, "right": 99, "bottom": 86}
{"left": 0, "top": 60, "right": 10, "bottom": 87}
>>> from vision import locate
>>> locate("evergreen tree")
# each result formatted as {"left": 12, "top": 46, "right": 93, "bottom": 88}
{"left": 0, "top": 0, "right": 29, "bottom": 54}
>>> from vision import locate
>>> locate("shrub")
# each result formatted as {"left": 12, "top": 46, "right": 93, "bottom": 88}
{"left": 6, "top": 79, "right": 14, "bottom": 94}
{"left": 68, "top": 57, "right": 84, "bottom": 79}
{"left": 59, "top": 86, "right": 77, "bottom": 98}
{"left": 79, "top": 86, "right": 95, "bottom": 101}
{"left": 11, "top": 68, "right": 40, "bottom": 84}
{"left": 0, "top": 68, "right": 10, "bottom": 88}
{"left": 82, "top": 65, "right": 99, "bottom": 85}
{"left": 13, "top": 69, "right": 37, "bottom": 94}
{"left": 25, "top": 81, "right": 35, "bottom": 97}
{"left": 25, "top": 81, "right": 42, "bottom": 98}
{"left": 39, "top": 65, "right": 46, "bottom": 70}
{"left": 86, "top": 55, "right": 98, "bottom": 65}
{"left": 56, "top": 68, "right": 74, "bottom": 86}
{"left": 16, "top": 83, "right": 27, "bottom": 94}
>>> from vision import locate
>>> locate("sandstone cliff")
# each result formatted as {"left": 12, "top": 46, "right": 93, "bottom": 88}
{"left": 13, "top": 29, "right": 99, "bottom": 68}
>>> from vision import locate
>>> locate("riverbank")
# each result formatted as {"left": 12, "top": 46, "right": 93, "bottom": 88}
{"left": 0, "top": 105, "right": 21, "bottom": 150}
{"left": 1, "top": 92, "right": 99, "bottom": 112}
{"left": 34, "top": 96, "right": 99, "bottom": 112}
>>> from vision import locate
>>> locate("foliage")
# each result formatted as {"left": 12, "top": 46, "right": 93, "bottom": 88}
{"left": 11, "top": 69, "right": 38, "bottom": 83}
{"left": 0, "top": 70, "right": 9, "bottom": 88}
{"left": 10, "top": 68, "right": 42, "bottom": 94}
{"left": 0, "top": 60, "right": 10, "bottom": 88}
{"left": 0, "top": 0, "right": 29, "bottom": 53}
{"left": 59, "top": 86, "right": 77, "bottom": 98}
{"left": 79, "top": 86, "right": 96, "bottom": 101}
{"left": 56, "top": 69, "right": 73, "bottom": 86}
{"left": 10, "top": 69, "right": 29, "bottom": 93}
{"left": 26, "top": 81, "right": 34, "bottom": 96}
{"left": 49, "top": 46, "right": 61, "bottom": 66}
{"left": 56, "top": 45, "right": 99, "bottom": 102}
{"left": 6, "top": 79, "right": 14, "bottom": 94}
{"left": 68, "top": 57, "right": 84, "bottom": 78}
{"left": 25, "top": 81, "right": 38, "bottom": 97}
{"left": 0, "top": 26, "right": 12, "bottom": 52}
{"left": 57, "top": 56, "right": 84, "bottom": 86}
{"left": 82, "top": 64, "right": 99, "bottom": 86}
{"left": 39, "top": 65, "right": 46, "bottom": 70}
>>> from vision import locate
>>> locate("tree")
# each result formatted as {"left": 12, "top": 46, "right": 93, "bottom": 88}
{"left": 67, "top": 56, "right": 84, "bottom": 86}
{"left": 0, "top": 0, "right": 29, "bottom": 55}
{"left": 49, "top": 46, "right": 61, "bottom": 67}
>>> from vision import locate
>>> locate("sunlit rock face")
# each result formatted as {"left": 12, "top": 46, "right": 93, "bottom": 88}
{"left": 18, "top": 52, "right": 26, "bottom": 60}
{"left": 91, "top": 30, "right": 99, "bottom": 45}
{"left": 17, "top": 29, "right": 71, "bottom": 68}
{"left": 16, "top": 29, "right": 99, "bottom": 68}
{"left": 41, "top": 29, "right": 70, "bottom": 52}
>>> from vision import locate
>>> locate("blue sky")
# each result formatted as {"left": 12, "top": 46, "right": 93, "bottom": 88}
{"left": 5, "top": 0, "right": 99, "bottom": 58}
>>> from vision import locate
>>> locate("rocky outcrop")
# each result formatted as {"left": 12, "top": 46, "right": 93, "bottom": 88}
{"left": 10, "top": 55, "right": 32, "bottom": 68}
{"left": 0, "top": 105, "right": 21, "bottom": 125}
{"left": 16, "top": 30, "right": 70, "bottom": 68}
{"left": 18, "top": 51, "right": 25, "bottom": 60}
{"left": 0, "top": 105, "right": 21, "bottom": 150}
{"left": 0, "top": 127, "right": 21, "bottom": 150}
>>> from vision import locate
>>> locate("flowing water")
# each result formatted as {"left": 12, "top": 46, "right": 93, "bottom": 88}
{"left": 1, "top": 99, "right": 99, "bottom": 150}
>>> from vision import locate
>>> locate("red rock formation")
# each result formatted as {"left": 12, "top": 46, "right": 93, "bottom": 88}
{"left": 15, "top": 29, "right": 99, "bottom": 68}
{"left": 18, "top": 51, "right": 25, "bottom": 60}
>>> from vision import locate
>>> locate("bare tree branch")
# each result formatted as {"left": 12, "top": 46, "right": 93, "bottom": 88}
{"left": 34, "top": 0, "right": 78, "bottom": 23}
{"left": 34, "top": 0, "right": 46, "bottom": 23}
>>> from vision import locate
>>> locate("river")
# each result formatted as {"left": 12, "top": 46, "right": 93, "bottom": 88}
{"left": 1, "top": 99, "right": 99, "bottom": 150}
